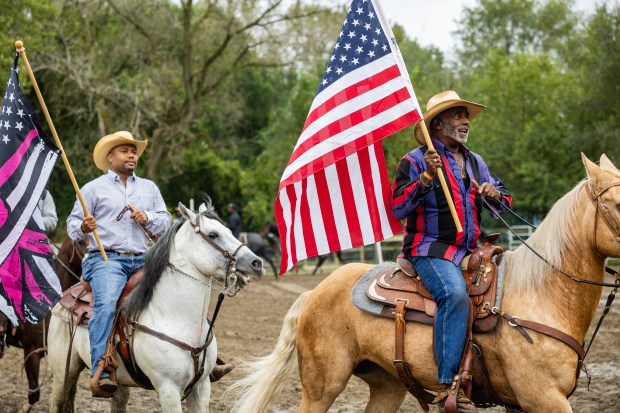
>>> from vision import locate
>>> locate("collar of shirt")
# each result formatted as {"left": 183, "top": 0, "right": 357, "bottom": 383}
{"left": 105, "top": 169, "right": 136, "bottom": 184}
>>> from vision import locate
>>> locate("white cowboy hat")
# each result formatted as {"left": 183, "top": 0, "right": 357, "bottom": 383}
{"left": 414, "top": 90, "right": 486, "bottom": 145}
{"left": 93, "top": 131, "right": 147, "bottom": 172}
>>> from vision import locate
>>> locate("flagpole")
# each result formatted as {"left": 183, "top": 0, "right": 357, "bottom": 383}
{"left": 15, "top": 40, "right": 108, "bottom": 260}
{"left": 419, "top": 121, "right": 463, "bottom": 233}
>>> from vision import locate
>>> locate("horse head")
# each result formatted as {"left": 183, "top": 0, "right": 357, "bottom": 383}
{"left": 582, "top": 153, "right": 620, "bottom": 259}
{"left": 177, "top": 201, "right": 264, "bottom": 295}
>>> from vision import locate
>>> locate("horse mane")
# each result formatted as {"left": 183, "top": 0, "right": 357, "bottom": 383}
{"left": 121, "top": 198, "right": 223, "bottom": 319}
{"left": 506, "top": 180, "right": 586, "bottom": 293}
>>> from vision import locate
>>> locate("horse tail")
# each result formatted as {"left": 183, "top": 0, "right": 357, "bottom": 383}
{"left": 227, "top": 290, "right": 312, "bottom": 413}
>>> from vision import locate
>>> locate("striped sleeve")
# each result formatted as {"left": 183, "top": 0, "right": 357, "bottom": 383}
{"left": 391, "top": 152, "right": 430, "bottom": 219}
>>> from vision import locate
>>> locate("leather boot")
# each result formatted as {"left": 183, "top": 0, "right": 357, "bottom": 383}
{"left": 209, "top": 363, "right": 235, "bottom": 382}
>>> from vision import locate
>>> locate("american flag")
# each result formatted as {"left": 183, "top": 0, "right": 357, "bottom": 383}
{"left": 275, "top": 0, "right": 423, "bottom": 273}
{"left": 0, "top": 52, "right": 61, "bottom": 325}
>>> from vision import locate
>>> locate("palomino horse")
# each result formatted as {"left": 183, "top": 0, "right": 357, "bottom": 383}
{"left": 0, "top": 236, "right": 85, "bottom": 407}
{"left": 47, "top": 201, "right": 264, "bottom": 413}
{"left": 229, "top": 154, "right": 620, "bottom": 413}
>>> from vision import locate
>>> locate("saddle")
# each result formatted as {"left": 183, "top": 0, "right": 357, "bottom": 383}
{"left": 58, "top": 269, "right": 145, "bottom": 325}
{"left": 366, "top": 236, "right": 504, "bottom": 334}
{"left": 364, "top": 235, "right": 504, "bottom": 412}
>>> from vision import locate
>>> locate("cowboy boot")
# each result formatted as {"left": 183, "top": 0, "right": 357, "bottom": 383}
{"left": 209, "top": 357, "right": 235, "bottom": 382}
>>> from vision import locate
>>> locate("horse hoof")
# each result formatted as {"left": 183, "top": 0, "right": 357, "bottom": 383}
{"left": 27, "top": 392, "right": 39, "bottom": 405}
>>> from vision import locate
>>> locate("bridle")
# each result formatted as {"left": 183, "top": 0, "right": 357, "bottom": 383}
{"left": 186, "top": 214, "right": 247, "bottom": 296}
{"left": 585, "top": 181, "right": 620, "bottom": 246}
{"left": 488, "top": 181, "right": 620, "bottom": 288}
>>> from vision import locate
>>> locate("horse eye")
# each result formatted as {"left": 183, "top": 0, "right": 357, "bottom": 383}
{"left": 208, "top": 232, "right": 218, "bottom": 239}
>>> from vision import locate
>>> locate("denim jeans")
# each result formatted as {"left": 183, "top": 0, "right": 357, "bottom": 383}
{"left": 411, "top": 256, "right": 468, "bottom": 384}
{"left": 82, "top": 252, "right": 144, "bottom": 378}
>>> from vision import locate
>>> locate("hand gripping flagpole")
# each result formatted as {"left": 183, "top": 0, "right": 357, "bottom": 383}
{"left": 418, "top": 120, "right": 463, "bottom": 233}
{"left": 15, "top": 40, "right": 108, "bottom": 260}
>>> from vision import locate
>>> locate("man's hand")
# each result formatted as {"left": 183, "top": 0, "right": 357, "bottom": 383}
{"left": 423, "top": 148, "right": 443, "bottom": 177}
{"left": 478, "top": 182, "right": 501, "bottom": 202}
{"left": 81, "top": 215, "right": 97, "bottom": 233}
{"left": 128, "top": 204, "right": 148, "bottom": 225}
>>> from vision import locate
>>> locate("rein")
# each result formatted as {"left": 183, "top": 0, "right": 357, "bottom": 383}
{"left": 487, "top": 188, "right": 620, "bottom": 288}
{"left": 479, "top": 181, "right": 620, "bottom": 365}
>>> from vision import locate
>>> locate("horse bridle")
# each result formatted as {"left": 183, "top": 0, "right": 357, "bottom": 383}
{"left": 585, "top": 180, "right": 620, "bottom": 245}
{"left": 188, "top": 214, "right": 246, "bottom": 294}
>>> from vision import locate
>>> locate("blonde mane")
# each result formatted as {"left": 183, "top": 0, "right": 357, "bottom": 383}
{"left": 506, "top": 180, "right": 587, "bottom": 293}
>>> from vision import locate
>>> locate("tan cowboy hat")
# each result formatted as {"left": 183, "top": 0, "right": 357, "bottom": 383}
{"left": 93, "top": 131, "right": 147, "bottom": 172}
{"left": 414, "top": 90, "right": 486, "bottom": 145}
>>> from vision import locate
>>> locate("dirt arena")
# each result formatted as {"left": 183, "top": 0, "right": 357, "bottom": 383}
{"left": 1, "top": 264, "right": 619, "bottom": 413}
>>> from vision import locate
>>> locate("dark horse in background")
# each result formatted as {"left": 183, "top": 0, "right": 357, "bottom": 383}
{"left": 0, "top": 236, "right": 85, "bottom": 406}
{"left": 240, "top": 222, "right": 281, "bottom": 278}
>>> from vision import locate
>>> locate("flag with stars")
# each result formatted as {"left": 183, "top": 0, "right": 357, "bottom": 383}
{"left": 275, "top": 0, "right": 423, "bottom": 273}
{"left": 0, "top": 52, "right": 61, "bottom": 325}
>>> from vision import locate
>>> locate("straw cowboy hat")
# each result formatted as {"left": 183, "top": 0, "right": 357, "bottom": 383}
{"left": 93, "top": 131, "right": 147, "bottom": 172}
{"left": 414, "top": 90, "right": 486, "bottom": 145}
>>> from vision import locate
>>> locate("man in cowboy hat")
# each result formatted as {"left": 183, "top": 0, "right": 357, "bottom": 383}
{"left": 67, "top": 131, "right": 171, "bottom": 397}
{"left": 391, "top": 91, "right": 512, "bottom": 411}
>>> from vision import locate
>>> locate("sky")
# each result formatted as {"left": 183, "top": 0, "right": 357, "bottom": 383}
{"left": 362, "top": 0, "right": 614, "bottom": 54}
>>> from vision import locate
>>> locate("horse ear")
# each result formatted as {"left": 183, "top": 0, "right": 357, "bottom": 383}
{"left": 178, "top": 202, "right": 196, "bottom": 223}
{"left": 198, "top": 203, "right": 207, "bottom": 214}
{"left": 582, "top": 152, "right": 600, "bottom": 181}
{"left": 599, "top": 154, "right": 618, "bottom": 172}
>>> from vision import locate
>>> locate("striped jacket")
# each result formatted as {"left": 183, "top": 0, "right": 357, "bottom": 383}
{"left": 391, "top": 138, "right": 512, "bottom": 265}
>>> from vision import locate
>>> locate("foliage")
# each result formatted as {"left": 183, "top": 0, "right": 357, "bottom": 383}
{"left": 1, "top": 0, "right": 618, "bottom": 237}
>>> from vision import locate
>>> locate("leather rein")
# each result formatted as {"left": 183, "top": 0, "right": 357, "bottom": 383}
{"left": 484, "top": 180, "right": 620, "bottom": 362}
{"left": 126, "top": 214, "right": 246, "bottom": 398}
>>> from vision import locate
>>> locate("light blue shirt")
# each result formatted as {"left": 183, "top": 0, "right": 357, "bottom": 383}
{"left": 67, "top": 170, "right": 171, "bottom": 254}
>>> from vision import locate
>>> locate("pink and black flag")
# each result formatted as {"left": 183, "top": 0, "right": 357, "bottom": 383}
{"left": 274, "top": 0, "right": 423, "bottom": 273}
{"left": 0, "top": 52, "right": 61, "bottom": 325}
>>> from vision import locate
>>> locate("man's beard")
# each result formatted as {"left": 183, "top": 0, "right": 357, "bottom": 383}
{"left": 443, "top": 122, "right": 468, "bottom": 144}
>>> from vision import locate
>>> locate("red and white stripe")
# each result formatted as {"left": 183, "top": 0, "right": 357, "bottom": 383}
{"left": 274, "top": 2, "right": 423, "bottom": 274}
{"left": 276, "top": 142, "right": 404, "bottom": 273}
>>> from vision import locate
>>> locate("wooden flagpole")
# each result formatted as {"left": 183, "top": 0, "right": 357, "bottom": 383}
{"left": 419, "top": 120, "right": 463, "bottom": 233}
{"left": 15, "top": 40, "right": 108, "bottom": 260}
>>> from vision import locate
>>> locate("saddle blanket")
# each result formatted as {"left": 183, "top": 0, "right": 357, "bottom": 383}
{"left": 351, "top": 258, "right": 508, "bottom": 327}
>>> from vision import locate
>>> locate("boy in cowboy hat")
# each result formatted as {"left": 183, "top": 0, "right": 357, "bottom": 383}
{"left": 67, "top": 131, "right": 171, "bottom": 396}
{"left": 391, "top": 91, "right": 513, "bottom": 411}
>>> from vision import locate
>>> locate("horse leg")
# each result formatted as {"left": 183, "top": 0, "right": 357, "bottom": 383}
{"left": 156, "top": 381, "right": 183, "bottom": 413}
{"left": 296, "top": 328, "right": 357, "bottom": 412}
{"left": 355, "top": 362, "right": 407, "bottom": 413}
{"left": 312, "top": 255, "right": 326, "bottom": 275}
{"left": 110, "top": 385, "right": 130, "bottom": 413}
{"left": 48, "top": 318, "right": 85, "bottom": 413}
{"left": 48, "top": 353, "right": 84, "bottom": 413}
{"left": 23, "top": 344, "right": 43, "bottom": 405}
{"left": 185, "top": 380, "right": 211, "bottom": 413}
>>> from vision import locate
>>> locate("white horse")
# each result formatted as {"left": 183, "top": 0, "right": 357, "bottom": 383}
{"left": 47, "top": 201, "right": 264, "bottom": 413}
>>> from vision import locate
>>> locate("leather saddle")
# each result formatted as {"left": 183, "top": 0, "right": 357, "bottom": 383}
{"left": 58, "top": 269, "right": 145, "bottom": 324}
{"left": 366, "top": 235, "right": 504, "bottom": 333}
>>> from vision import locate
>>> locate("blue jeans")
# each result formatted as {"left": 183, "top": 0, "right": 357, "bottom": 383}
{"left": 82, "top": 252, "right": 144, "bottom": 378}
{"left": 411, "top": 256, "right": 468, "bottom": 384}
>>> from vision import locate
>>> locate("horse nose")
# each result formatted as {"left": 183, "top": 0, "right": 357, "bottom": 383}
{"left": 252, "top": 259, "right": 263, "bottom": 272}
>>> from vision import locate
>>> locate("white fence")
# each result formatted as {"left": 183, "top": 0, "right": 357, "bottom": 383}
{"left": 506, "top": 225, "right": 535, "bottom": 250}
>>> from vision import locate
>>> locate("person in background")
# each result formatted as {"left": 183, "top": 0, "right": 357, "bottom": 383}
{"left": 226, "top": 203, "right": 241, "bottom": 238}
{"left": 38, "top": 188, "right": 58, "bottom": 233}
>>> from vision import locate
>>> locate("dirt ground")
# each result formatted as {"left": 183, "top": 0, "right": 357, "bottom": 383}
{"left": 1, "top": 263, "right": 619, "bottom": 413}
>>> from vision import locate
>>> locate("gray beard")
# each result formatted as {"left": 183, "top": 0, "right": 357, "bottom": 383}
{"left": 443, "top": 122, "right": 468, "bottom": 144}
